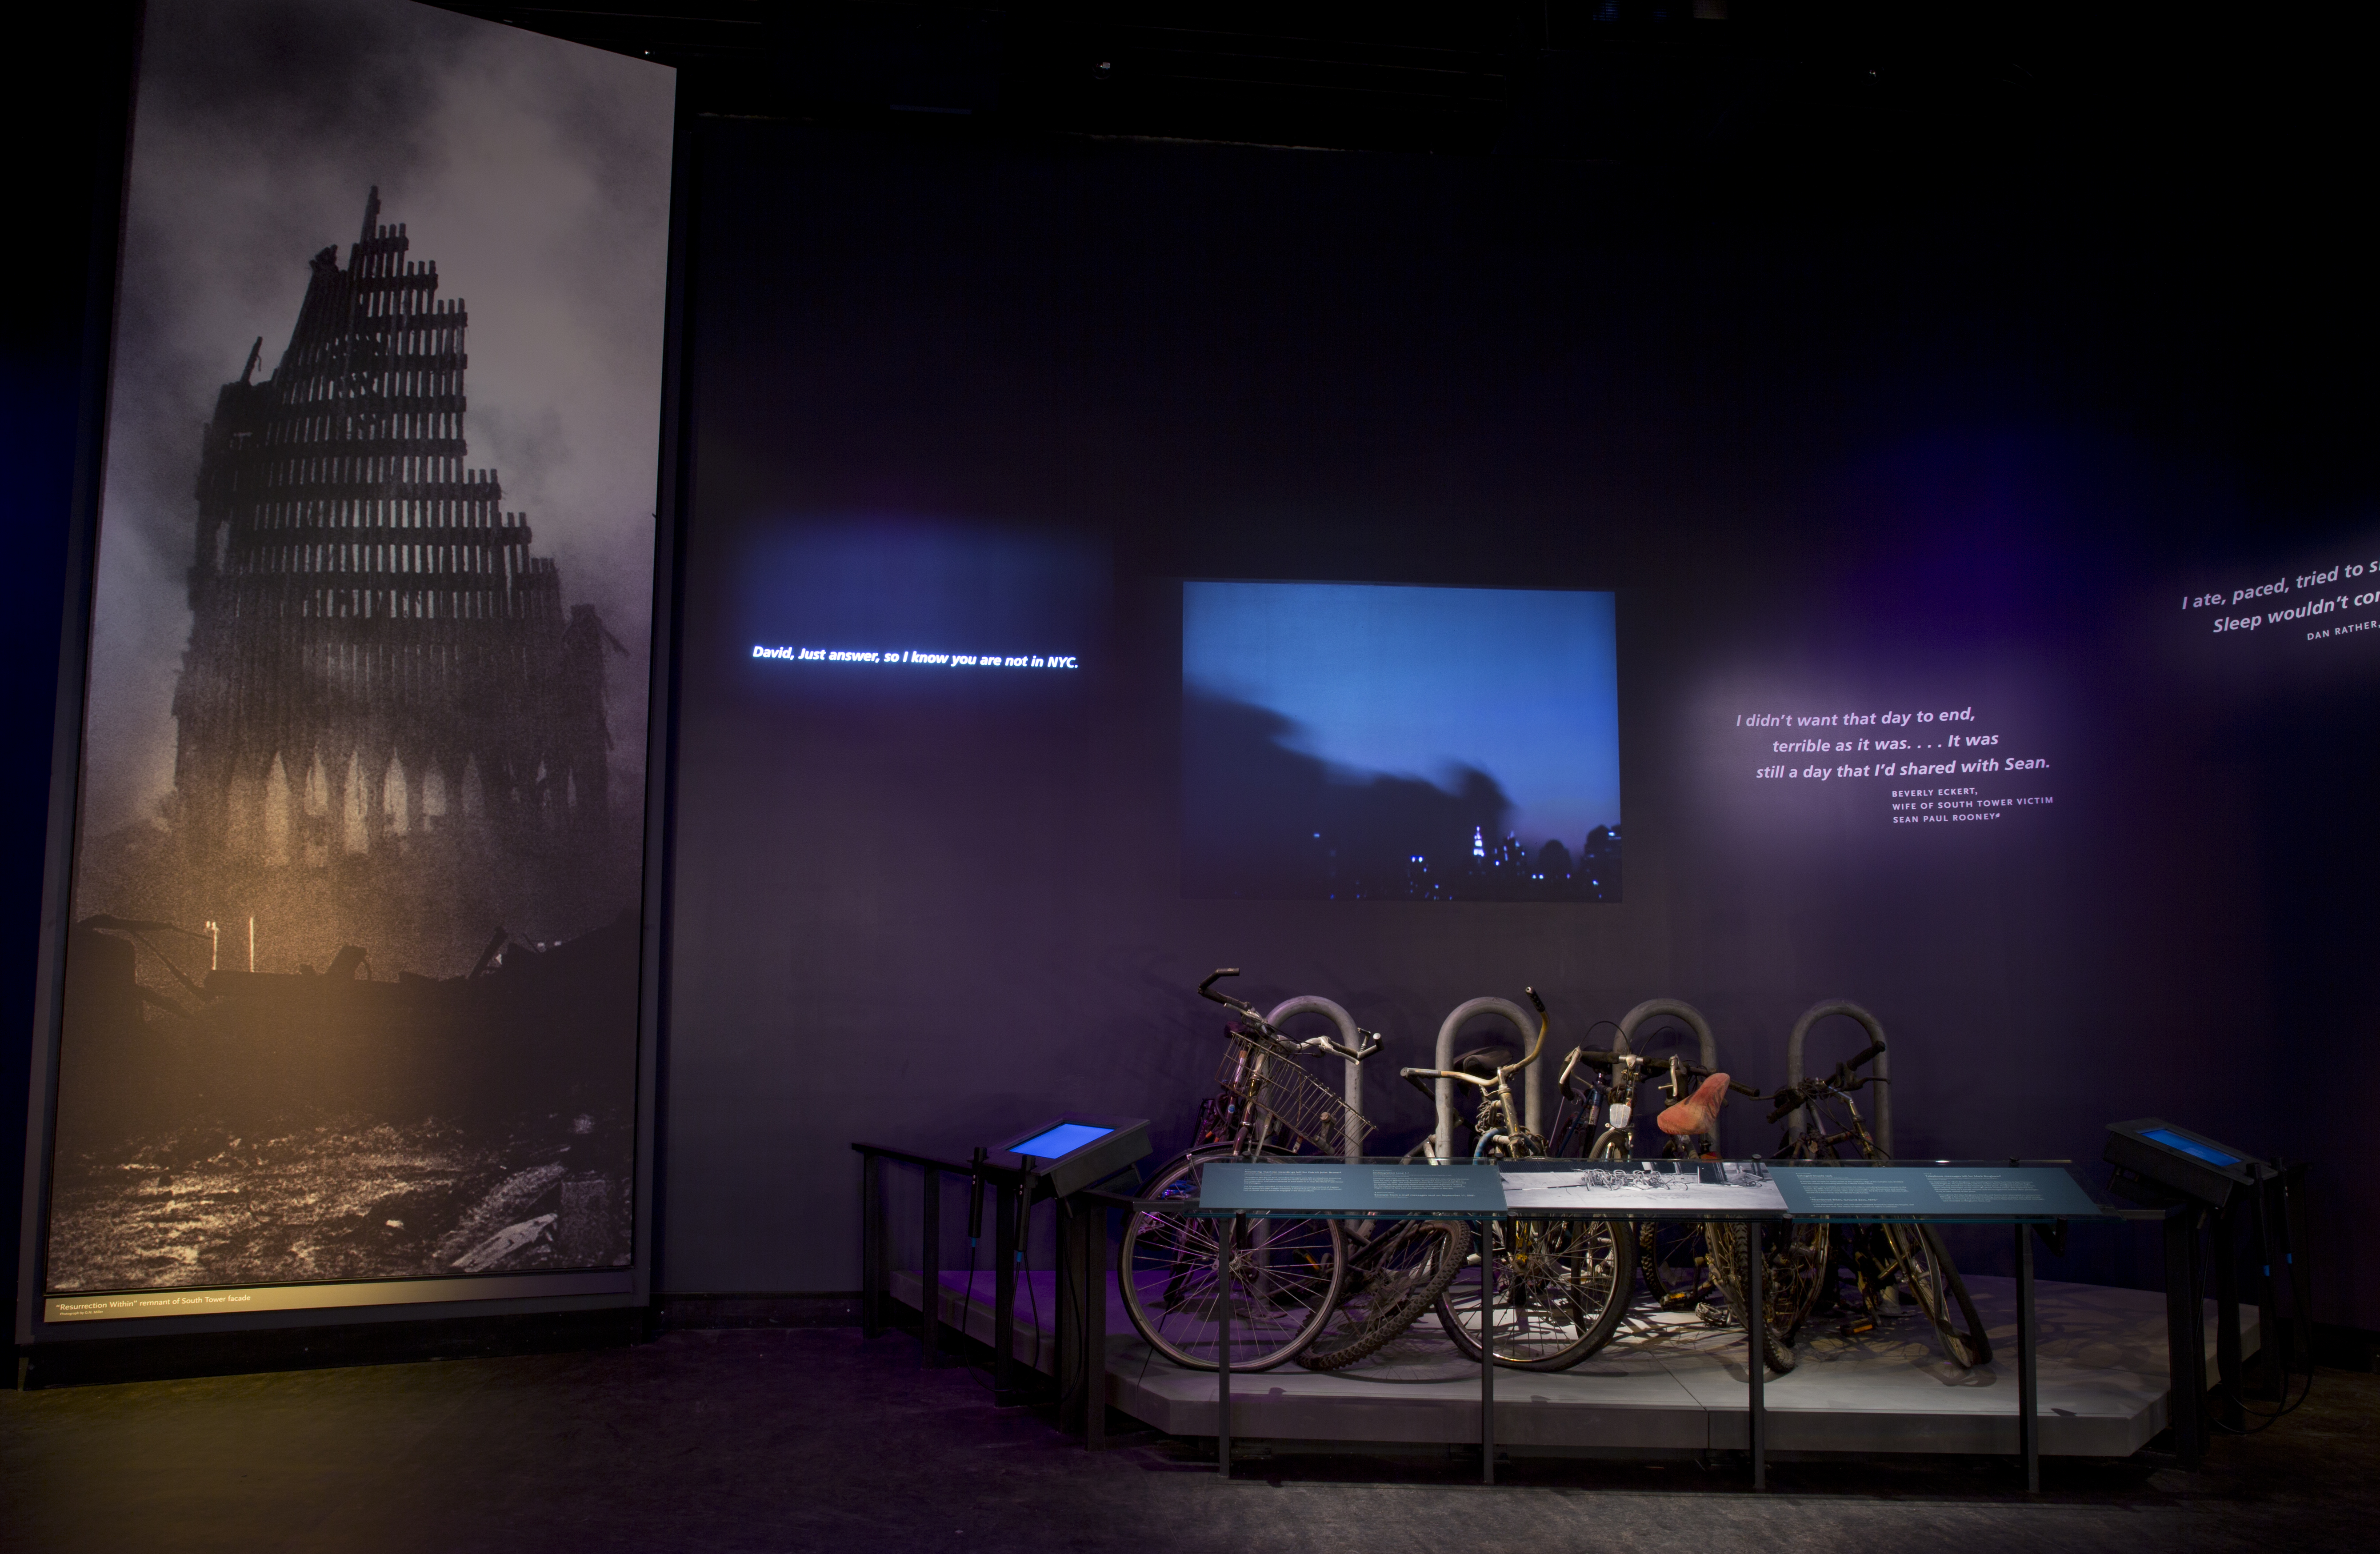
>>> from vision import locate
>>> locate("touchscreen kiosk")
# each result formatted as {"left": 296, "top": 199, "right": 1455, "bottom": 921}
{"left": 2105, "top": 1116, "right": 2263, "bottom": 1209}
{"left": 990, "top": 1113, "right": 1150, "bottom": 1198}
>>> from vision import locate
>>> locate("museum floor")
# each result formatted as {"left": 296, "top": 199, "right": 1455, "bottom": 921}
{"left": 3, "top": 1326, "right": 2373, "bottom": 1554}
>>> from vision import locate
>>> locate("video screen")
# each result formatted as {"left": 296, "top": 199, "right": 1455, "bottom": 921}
{"left": 1182, "top": 581, "right": 1620, "bottom": 901}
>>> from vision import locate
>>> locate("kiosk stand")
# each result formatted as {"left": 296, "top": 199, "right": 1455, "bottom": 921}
{"left": 853, "top": 1114, "right": 1147, "bottom": 1423}
{"left": 2105, "top": 1118, "right": 2311, "bottom": 1465}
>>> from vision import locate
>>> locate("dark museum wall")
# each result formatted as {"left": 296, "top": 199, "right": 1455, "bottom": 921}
{"left": 6, "top": 8, "right": 2373, "bottom": 1344}
{"left": 4, "top": 4, "right": 140, "bottom": 1335}
{"left": 660, "top": 121, "right": 2377, "bottom": 1321}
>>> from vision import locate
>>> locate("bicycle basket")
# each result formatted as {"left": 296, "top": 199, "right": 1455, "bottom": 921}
{"left": 1215, "top": 1031, "right": 1373, "bottom": 1155}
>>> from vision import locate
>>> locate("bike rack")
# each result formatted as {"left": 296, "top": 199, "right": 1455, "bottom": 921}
{"left": 1264, "top": 995, "right": 1368, "bottom": 1162}
{"left": 1613, "top": 998, "right": 1721, "bottom": 1150}
{"left": 1783, "top": 999, "right": 1893, "bottom": 1157}
{"left": 1429, "top": 996, "right": 1542, "bottom": 1163}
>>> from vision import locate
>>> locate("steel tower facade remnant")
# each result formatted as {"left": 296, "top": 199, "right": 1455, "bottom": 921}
{"left": 173, "top": 188, "right": 613, "bottom": 877}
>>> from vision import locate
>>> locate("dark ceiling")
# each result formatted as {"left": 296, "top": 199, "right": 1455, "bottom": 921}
{"left": 417, "top": 2, "right": 2339, "bottom": 174}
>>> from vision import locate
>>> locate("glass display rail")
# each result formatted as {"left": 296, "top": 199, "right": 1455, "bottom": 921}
{"left": 855, "top": 1145, "right": 2170, "bottom": 1492}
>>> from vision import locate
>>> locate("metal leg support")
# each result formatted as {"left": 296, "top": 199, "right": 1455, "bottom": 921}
{"left": 993, "top": 1182, "right": 1019, "bottom": 1404}
{"left": 2162, "top": 1205, "right": 2206, "bottom": 1468}
{"left": 921, "top": 1168, "right": 941, "bottom": 1366}
{"left": 2253, "top": 1173, "right": 2283, "bottom": 1401}
{"left": 1747, "top": 1220, "right": 1765, "bottom": 1491}
{"left": 1216, "top": 1215, "right": 1236, "bottom": 1479}
{"left": 1087, "top": 1203, "right": 1108, "bottom": 1450}
{"left": 2214, "top": 1200, "right": 2244, "bottom": 1431}
{"left": 1480, "top": 1216, "right": 1495, "bottom": 1486}
{"left": 2017, "top": 1222, "right": 2040, "bottom": 1492}
{"left": 860, "top": 1152, "right": 883, "bottom": 1339}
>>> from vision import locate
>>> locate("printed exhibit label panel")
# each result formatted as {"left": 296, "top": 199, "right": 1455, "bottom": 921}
{"left": 1768, "top": 1165, "right": 2103, "bottom": 1218}
{"left": 1497, "top": 1159, "right": 1787, "bottom": 1214}
{"left": 1197, "top": 1162, "right": 1507, "bottom": 1214}
{"left": 45, "top": 1271, "right": 633, "bottom": 1324}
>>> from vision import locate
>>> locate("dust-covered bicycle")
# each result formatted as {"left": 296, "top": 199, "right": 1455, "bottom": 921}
{"left": 1117, "top": 970, "right": 1468, "bottom": 1372}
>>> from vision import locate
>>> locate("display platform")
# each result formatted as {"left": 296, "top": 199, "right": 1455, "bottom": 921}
{"left": 886, "top": 1268, "right": 2254, "bottom": 1458}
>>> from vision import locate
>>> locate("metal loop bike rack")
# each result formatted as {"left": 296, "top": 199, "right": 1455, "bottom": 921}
{"left": 1612, "top": 998, "right": 1718, "bottom": 1068}
{"left": 1784, "top": 999, "right": 1893, "bottom": 1156}
{"left": 1614, "top": 998, "right": 1721, "bottom": 1150}
{"left": 1264, "top": 995, "right": 1368, "bottom": 1161}
{"left": 1429, "top": 996, "right": 1541, "bottom": 1163}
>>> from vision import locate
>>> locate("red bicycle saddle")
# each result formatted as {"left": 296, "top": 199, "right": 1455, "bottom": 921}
{"left": 1656, "top": 1073, "right": 1732, "bottom": 1137}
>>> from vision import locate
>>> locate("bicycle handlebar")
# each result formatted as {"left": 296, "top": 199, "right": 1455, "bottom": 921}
{"left": 1763, "top": 1039, "right": 1889, "bottom": 1119}
{"left": 1509, "top": 985, "right": 1549, "bottom": 1076}
{"left": 1766, "top": 1069, "right": 1877, "bottom": 1123}
{"left": 1205, "top": 971, "right": 1384, "bottom": 1064}
{"left": 1199, "top": 968, "right": 1244, "bottom": 1006}
{"left": 1401, "top": 1065, "right": 1493, "bottom": 1091}
{"left": 1289, "top": 1028, "right": 1382, "bottom": 1064}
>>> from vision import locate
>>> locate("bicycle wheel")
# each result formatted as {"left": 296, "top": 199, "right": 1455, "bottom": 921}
{"left": 1883, "top": 1222, "right": 1992, "bottom": 1368}
{"left": 1766, "top": 1142, "right": 1837, "bottom": 1341}
{"left": 1703, "top": 1219, "right": 1797, "bottom": 1376}
{"left": 1436, "top": 1215, "right": 1633, "bottom": 1370}
{"left": 1117, "top": 1150, "right": 1345, "bottom": 1372}
{"left": 1299, "top": 1218, "right": 1468, "bottom": 1371}
{"left": 1637, "top": 1219, "right": 1713, "bottom": 1310}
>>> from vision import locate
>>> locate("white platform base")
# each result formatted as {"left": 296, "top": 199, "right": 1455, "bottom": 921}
{"left": 887, "top": 1267, "right": 2253, "bottom": 1458}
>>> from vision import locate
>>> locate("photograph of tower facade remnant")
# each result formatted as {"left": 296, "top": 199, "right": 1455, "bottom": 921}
{"left": 41, "top": 0, "right": 674, "bottom": 1301}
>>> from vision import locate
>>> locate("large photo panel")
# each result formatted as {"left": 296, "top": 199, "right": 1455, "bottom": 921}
{"left": 36, "top": 0, "right": 674, "bottom": 1322}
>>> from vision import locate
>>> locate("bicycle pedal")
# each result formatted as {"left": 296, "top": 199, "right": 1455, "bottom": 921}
{"left": 1839, "top": 1317, "right": 1878, "bottom": 1338}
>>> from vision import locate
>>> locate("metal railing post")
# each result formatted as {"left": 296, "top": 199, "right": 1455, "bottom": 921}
{"left": 860, "top": 1150, "right": 884, "bottom": 1338}
{"left": 921, "top": 1166, "right": 941, "bottom": 1366}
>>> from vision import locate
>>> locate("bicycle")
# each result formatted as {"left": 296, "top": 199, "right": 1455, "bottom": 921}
{"left": 1117, "top": 970, "right": 1467, "bottom": 1373}
{"left": 1399, "top": 991, "right": 1636, "bottom": 1370}
{"left": 1561, "top": 1041, "right": 1796, "bottom": 1375}
{"left": 1763, "top": 1037, "right": 1992, "bottom": 1368}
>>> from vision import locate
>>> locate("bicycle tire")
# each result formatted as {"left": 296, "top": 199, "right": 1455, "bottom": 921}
{"left": 1298, "top": 1219, "right": 1469, "bottom": 1371}
{"left": 1637, "top": 1220, "right": 1712, "bottom": 1310}
{"left": 1766, "top": 1140, "right": 1837, "bottom": 1342}
{"left": 1886, "top": 1221, "right": 1992, "bottom": 1368}
{"left": 1117, "top": 1149, "right": 1345, "bottom": 1372}
{"left": 1435, "top": 1215, "right": 1634, "bottom": 1370}
{"left": 1703, "top": 1219, "right": 1797, "bottom": 1376}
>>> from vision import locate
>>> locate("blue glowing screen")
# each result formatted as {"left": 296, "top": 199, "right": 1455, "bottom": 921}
{"left": 1009, "top": 1123, "right": 1112, "bottom": 1159}
{"left": 1183, "top": 580, "right": 1620, "bottom": 901}
{"left": 2142, "top": 1128, "right": 2242, "bottom": 1168}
